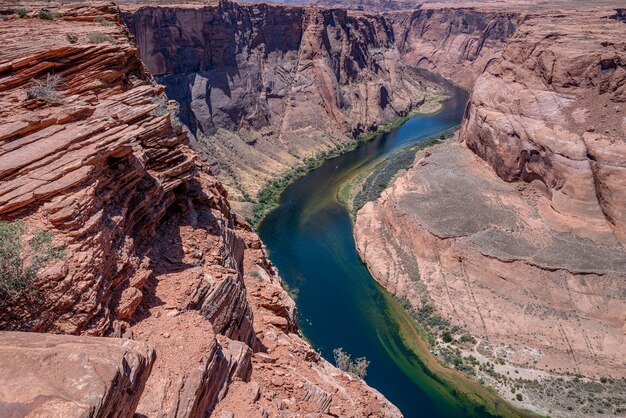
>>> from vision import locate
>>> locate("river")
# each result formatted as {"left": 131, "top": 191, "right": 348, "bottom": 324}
{"left": 258, "top": 72, "right": 516, "bottom": 417}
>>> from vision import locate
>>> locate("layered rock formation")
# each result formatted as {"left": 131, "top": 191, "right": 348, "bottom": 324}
{"left": 0, "top": 4, "right": 400, "bottom": 417}
{"left": 122, "top": 1, "right": 439, "bottom": 205}
{"left": 0, "top": 332, "right": 154, "bottom": 418}
{"left": 461, "top": 8, "right": 626, "bottom": 245}
{"left": 391, "top": 7, "right": 520, "bottom": 87}
{"left": 355, "top": 7, "right": 626, "bottom": 417}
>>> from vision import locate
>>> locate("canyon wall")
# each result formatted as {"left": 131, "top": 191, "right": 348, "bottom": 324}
{"left": 460, "top": 8, "right": 626, "bottom": 245}
{"left": 0, "top": 4, "right": 401, "bottom": 417}
{"left": 355, "top": 7, "right": 626, "bottom": 417}
{"left": 123, "top": 1, "right": 438, "bottom": 205}
{"left": 391, "top": 7, "right": 520, "bottom": 87}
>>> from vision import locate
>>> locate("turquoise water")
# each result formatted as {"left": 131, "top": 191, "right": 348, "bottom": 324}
{"left": 258, "top": 73, "right": 508, "bottom": 417}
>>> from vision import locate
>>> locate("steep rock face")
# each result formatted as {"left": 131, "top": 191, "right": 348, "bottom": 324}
{"left": 123, "top": 2, "right": 435, "bottom": 201}
{"left": 355, "top": 7, "right": 626, "bottom": 417}
{"left": 0, "top": 331, "right": 154, "bottom": 418}
{"left": 0, "top": 3, "right": 196, "bottom": 335}
{"left": 460, "top": 9, "right": 626, "bottom": 244}
{"left": 391, "top": 7, "right": 520, "bottom": 87}
{"left": 355, "top": 141, "right": 626, "bottom": 417}
{"left": 0, "top": 4, "right": 401, "bottom": 417}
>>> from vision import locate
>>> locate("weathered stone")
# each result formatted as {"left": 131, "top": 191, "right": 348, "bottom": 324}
{"left": 0, "top": 331, "right": 154, "bottom": 418}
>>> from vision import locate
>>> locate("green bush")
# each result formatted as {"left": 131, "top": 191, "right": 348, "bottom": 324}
{"left": 14, "top": 8, "right": 28, "bottom": 18}
{"left": 333, "top": 348, "right": 369, "bottom": 379}
{"left": 95, "top": 16, "right": 114, "bottom": 26}
{"left": 0, "top": 220, "right": 63, "bottom": 300}
{"left": 38, "top": 10, "right": 62, "bottom": 20}
{"left": 516, "top": 393, "right": 523, "bottom": 401}
{"left": 442, "top": 331, "right": 453, "bottom": 343}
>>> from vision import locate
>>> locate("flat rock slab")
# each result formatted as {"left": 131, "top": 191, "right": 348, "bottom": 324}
{"left": 0, "top": 332, "right": 155, "bottom": 418}
{"left": 398, "top": 142, "right": 626, "bottom": 276}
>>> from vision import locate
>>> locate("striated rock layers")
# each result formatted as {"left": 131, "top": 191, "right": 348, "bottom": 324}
{"left": 355, "top": 7, "right": 626, "bottom": 415}
{"left": 122, "top": 1, "right": 437, "bottom": 202}
{"left": 391, "top": 7, "right": 520, "bottom": 87}
{"left": 461, "top": 8, "right": 626, "bottom": 245}
{"left": 0, "top": 4, "right": 400, "bottom": 417}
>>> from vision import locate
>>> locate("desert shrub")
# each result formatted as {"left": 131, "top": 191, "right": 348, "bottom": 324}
{"left": 25, "top": 73, "right": 63, "bottom": 104}
{"left": 516, "top": 393, "right": 523, "bottom": 401}
{"left": 14, "top": 8, "right": 28, "bottom": 18}
{"left": 0, "top": 220, "right": 64, "bottom": 300}
{"left": 86, "top": 31, "right": 113, "bottom": 44}
{"left": 333, "top": 348, "right": 370, "bottom": 379}
{"left": 150, "top": 96, "right": 169, "bottom": 116}
{"left": 459, "top": 333, "right": 477, "bottom": 344}
{"left": 65, "top": 33, "right": 79, "bottom": 44}
{"left": 442, "top": 331, "right": 453, "bottom": 343}
{"left": 38, "top": 10, "right": 62, "bottom": 20}
{"left": 95, "top": 16, "right": 114, "bottom": 26}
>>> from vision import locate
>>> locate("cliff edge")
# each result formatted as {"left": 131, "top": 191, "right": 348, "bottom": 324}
{"left": 0, "top": 4, "right": 401, "bottom": 417}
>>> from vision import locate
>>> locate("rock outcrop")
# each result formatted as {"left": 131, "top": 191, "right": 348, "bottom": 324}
{"left": 391, "top": 7, "right": 520, "bottom": 87}
{"left": 461, "top": 8, "right": 626, "bottom": 244}
{"left": 0, "top": 4, "right": 401, "bottom": 417}
{"left": 355, "top": 7, "right": 626, "bottom": 417}
{"left": 0, "top": 331, "right": 154, "bottom": 418}
{"left": 122, "top": 1, "right": 439, "bottom": 205}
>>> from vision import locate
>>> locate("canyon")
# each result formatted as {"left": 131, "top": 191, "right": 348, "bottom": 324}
{"left": 121, "top": 1, "right": 520, "bottom": 216}
{"left": 0, "top": 0, "right": 624, "bottom": 417}
{"left": 0, "top": 3, "right": 402, "bottom": 417}
{"left": 355, "top": 5, "right": 626, "bottom": 417}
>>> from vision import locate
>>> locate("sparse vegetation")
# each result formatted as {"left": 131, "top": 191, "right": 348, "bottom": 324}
{"left": 38, "top": 10, "right": 62, "bottom": 20}
{"left": 150, "top": 96, "right": 169, "bottom": 116}
{"left": 0, "top": 220, "right": 64, "bottom": 301}
{"left": 86, "top": 31, "right": 113, "bottom": 44}
{"left": 14, "top": 8, "right": 28, "bottom": 18}
{"left": 333, "top": 348, "right": 369, "bottom": 379}
{"left": 95, "top": 16, "right": 115, "bottom": 26}
{"left": 25, "top": 73, "right": 63, "bottom": 104}
{"left": 65, "top": 33, "right": 79, "bottom": 44}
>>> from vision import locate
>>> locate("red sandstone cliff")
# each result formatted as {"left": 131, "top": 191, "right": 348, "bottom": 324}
{"left": 122, "top": 1, "right": 441, "bottom": 205}
{"left": 391, "top": 7, "right": 520, "bottom": 87}
{"left": 0, "top": 4, "right": 401, "bottom": 417}
{"left": 355, "top": 7, "right": 626, "bottom": 417}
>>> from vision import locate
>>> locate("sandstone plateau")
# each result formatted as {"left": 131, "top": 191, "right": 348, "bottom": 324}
{"left": 355, "top": 6, "right": 626, "bottom": 418}
{"left": 0, "top": 3, "right": 400, "bottom": 417}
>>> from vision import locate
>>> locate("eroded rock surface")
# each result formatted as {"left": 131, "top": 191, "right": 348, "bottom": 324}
{"left": 122, "top": 1, "right": 440, "bottom": 204}
{"left": 0, "top": 331, "right": 154, "bottom": 418}
{"left": 0, "top": 4, "right": 401, "bottom": 417}
{"left": 392, "top": 7, "right": 520, "bottom": 87}
{"left": 355, "top": 7, "right": 626, "bottom": 417}
{"left": 461, "top": 8, "right": 626, "bottom": 245}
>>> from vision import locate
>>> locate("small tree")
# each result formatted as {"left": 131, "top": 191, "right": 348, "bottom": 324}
{"left": 0, "top": 220, "right": 63, "bottom": 301}
{"left": 333, "top": 348, "right": 370, "bottom": 379}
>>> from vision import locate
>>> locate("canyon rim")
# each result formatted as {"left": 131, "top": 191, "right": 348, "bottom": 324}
{"left": 0, "top": 1, "right": 625, "bottom": 418}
